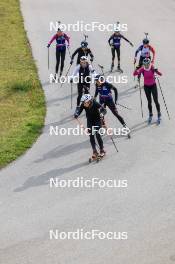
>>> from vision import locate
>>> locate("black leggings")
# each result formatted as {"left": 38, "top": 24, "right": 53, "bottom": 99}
{"left": 104, "top": 100, "right": 125, "bottom": 126}
{"left": 144, "top": 84, "right": 160, "bottom": 115}
{"left": 77, "top": 83, "right": 90, "bottom": 106}
{"left": 56, "top": 49, "right": 66, "bottom": 74}
{"left": 111, "top": 47, "right": 120, "bottom": 63}
{"left": 87, "top": 121, "right": 103, "bottom": 151}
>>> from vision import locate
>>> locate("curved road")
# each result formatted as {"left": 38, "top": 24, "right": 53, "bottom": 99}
{"left": 0, "top": 0, "right": 175, "bottom": 263}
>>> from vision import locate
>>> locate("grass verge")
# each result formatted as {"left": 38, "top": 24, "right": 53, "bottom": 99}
{"left": 0, "top": 0, "right": 46, "bottom": 168}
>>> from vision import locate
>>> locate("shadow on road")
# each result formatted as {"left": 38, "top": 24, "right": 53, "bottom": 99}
{"left": 14, "top": 161, "right": 88, "bottom": 192}
{"left": 34, "top": 139, "right": 90, "bottom": 163}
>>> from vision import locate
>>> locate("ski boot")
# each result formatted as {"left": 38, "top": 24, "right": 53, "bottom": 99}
{"left": 148, "top": 114, "right": 153, "bottom": 125}
{"left": 52, "top": 73, "right": 58, "bottom": 83}
{"left": 100, "top": 149, "right": 106, "bottom": 157}
{"left": 92, "top": 149, "right": 99, "bottom": 159}
{"left": 157, "top": 112, "right": 161, "bottom": 125}
{"left": 117, "top": 64, "right": 123, "bottom": 73}
{"left": 110, "top": 62, "right": 114, "bottom": 72}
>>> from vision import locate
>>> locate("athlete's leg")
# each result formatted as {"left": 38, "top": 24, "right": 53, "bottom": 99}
{"left": 144, "top": 85, "right": 153, "bottom": 115}
{"left": 77, "top": 84, "right": 83, "bottom": 106}
{"left": 151, "top": 83, "right": 161, "bottom": 114}
{"left": 55, "top": 49, "right": 61, "bottom": 74}
{"left": 107, "top": 100, "right": 126, "bottom": 126}
{"left": 60, "top": 49, "right": 66, "bottom": 75}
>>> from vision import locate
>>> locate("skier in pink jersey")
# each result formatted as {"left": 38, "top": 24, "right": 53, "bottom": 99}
{"left": 133, "top": 58, "right": 162, "bottom": 124}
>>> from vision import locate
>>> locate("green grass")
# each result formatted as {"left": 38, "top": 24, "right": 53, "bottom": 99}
{"left": 0, "top": 0, "right": 46, "bottom": 168}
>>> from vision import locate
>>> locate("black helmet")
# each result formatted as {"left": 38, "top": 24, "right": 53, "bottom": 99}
{"left": 81, "top": 41, "right": 88, "bottom": 48}
{"left": 143, "top": 38, "right": 149, "bottom": 45}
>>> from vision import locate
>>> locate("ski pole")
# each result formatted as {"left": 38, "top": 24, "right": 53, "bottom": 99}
{"left": 144, "top": 32, "right": 149, "bottom": 39}
{"left": 133, "top": 63, "right": 136, "bottom": 81}
{"left": 84, "top": 34, "right": 88, "bottom": 41}
{"left": 67, "top": 46, "right": 72, "bottom": 60}
{"left": 138, "top": 81, "right": 144, "bottom": 118}
{"left": 60, "top": 64, "right": 72, "bottom": 88}
{"left": 103, "top": 118, "right": 119, "bottom": 153}
{"left": 117, "top": 103, "right": 132, "bottom": 111}
{"left": 48, "top": 48, "right": 50, "bottom": 70}
{"left": 71, "top": 82, "right": 73, "bottom": 109}
{"left": 98, "top": 64, "right": 105, "bottom": 75}
{"left": 156, "top": 77, "right": 170, "bottom": 120}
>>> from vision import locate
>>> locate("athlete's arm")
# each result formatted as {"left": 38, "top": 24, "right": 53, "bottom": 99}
{"left": 64, "top": 33, "right": 70, "bottom": 45}
{"left": 108, "top": 35, "right": 113, "bottom": 46}
{"left": 48, "top": 34, "right": 57, "bottom": 45}
{"left": 89, "top": 49, "right": 94, "bottom": 60}
{"left": 135, "top": 45, "right": 142, "bottom": 58}
{"left": 149, "top": 45, "right": 155, "bottom": 63}
{"left": 74, "top": 103, "right": 84, "bottom": 118}
{"left": 154, "top": 68, "right": 162, "bottom": 76}
{"left": 71, "top": 65, "right": 80, "bottom": 78}
{"left": 110, "top": 83, "right": 118, "bottom": 104}
{"left": 133, "top": 67, "right": 143, "bottom": 76}
{"left": 94, "top": 85, "right": 99, "bottom": 99}
{"left": 71, "top": 48, "right": 80, "bottom": 60}
{"left": 89, "top": 65, "right": 97, "bottom": 76}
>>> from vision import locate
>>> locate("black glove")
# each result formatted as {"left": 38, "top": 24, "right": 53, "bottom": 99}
{"left": 47, "top": 44, "right": 50, "bottom": 48}
{"left": 100, "top": 107, "right": 107, "bottom": 116}
{"left": 90, "top": 58, "right": 93, "bottom": 62}
{"left": 70, "top": 59, "right": 73, "bottom": 65}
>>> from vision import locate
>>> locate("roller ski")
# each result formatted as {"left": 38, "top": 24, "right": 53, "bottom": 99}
{"left": 89, "top": 150, "right": 106, "bottom": 163}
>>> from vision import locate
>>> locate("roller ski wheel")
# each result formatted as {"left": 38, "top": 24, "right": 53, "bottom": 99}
{"left": 89, "top": 152, "right": 105, "bottom": 163}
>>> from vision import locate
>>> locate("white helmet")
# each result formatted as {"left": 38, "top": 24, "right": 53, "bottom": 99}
{"left": 80, "top": 56, "right": 88, "bottom": 62}
{"left": 81, "top": 94, "right": 92, "bottom": 103}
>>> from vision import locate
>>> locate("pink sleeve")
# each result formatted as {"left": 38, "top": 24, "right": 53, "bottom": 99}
{"left": 64, "top": 33, "right": 70, "bottom": 45}
{"left": 156, "top": 69, "right": 162, "bottom": 76}
{"left": 133, "top": 67, "right": 143, "bottom": 76}
{"left": 49, "top": 34, "right": 57, "bottom": 45}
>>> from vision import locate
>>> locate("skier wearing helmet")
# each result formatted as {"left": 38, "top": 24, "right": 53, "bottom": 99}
{"left": 70, "top": 41, "right": 94, "bottom": 65}
{"left": 108, "top": 29, "right": 133, "bottom": 72}
{"left": 133, "top": 57, "right": 162, "bottom": 124}
{"left": 74, "top": 94, "right": 106, "bottom": 158}
{"left": 134, "top": 38, "right": 155, "bottom": 69}
{"left": 70, "top": 56, "right": 96, "bottom": 115}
